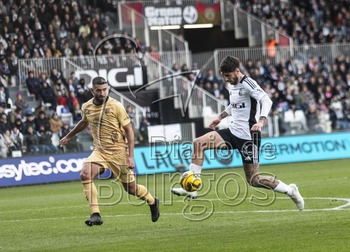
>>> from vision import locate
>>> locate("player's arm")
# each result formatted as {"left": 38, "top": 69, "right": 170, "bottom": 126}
{"left": 209, "top": 105, "right": 231, "bottom": 130}
{"left": 252, "top": 93, "right": 272, "bottom": 131}
{"left": 123, "top": 123, "right": 135, "bottom": 169}
{"left": 243, "top": 80, "right": 272, "bottom": 131}
{"left": 60, "top": 120, "right": 89, "bottom": 146}
{"left": 259, "top": 95, "right": 272, "bottom": 122}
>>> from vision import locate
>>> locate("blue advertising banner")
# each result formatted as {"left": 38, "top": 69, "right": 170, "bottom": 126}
{"left": 0, "top": 153, "right": 89, "bottom": 187}
{"left": 259, "top": 132, "right": 350, "bottom": 164}
{"left": 133, "top": 142, "right": 242, "bottom": 174}
{"left": 1, "top": 132, "right": 350, "bottom": 187}
{"left": 134, "top": 132, "right": 350, "bottom": 174}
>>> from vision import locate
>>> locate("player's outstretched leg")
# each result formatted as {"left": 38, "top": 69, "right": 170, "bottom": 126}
{"left": 85, "top": 212, "right": 103, "bottom": 226}
{"left": 288, "top": 184, "right": 304, "bottom": 211}
{"left": 171, "top": 188, "right": 198, "bottom": 199}
{"left": 149, "top": 197, "right": 160, "bottom": 222}
{"left": 81, "top": 163, "right": 103, "bottom": 226}
{"left": 124, "top": 182, "right": 160, "bottom": 222}
{"left": 244, "top": 164, "right": 304, "bottom": 211}
{"left": 274, "top": 179, "right": 305, "bottom": 211}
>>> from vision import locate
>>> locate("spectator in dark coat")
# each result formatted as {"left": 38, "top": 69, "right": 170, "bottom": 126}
{"left": 24, "top": 125, "right": 41, "bottom": 155}
{"left": 0, "top": 113, "right": 11, "bottom": 134}
{"left": 0, "top": 84, "right": 9, "bottom": 108}
{"left": 23, "top": 112, "right": 36, "bottom": 134}
{"left": 25, "top": 71, "right": 41, "bottom": 100}
{"left": 35, "top": 111, "right": 50, "bottom": 132}
{"left": 37, "top": 125, "right": 58, "bottom": 154}
{"left": 59, "top": 123, "right": 80, "bottom": 152}
{"left": 76, "top": 78, "right": 93, "bottom": 104}
{"left": 13, "top": 118, "right": 24, "bottom": 134}
{"left": 203, "top": 68, "right": 221, "bottom": 87}
{"left": 0, "top": 57, "right": 11, "bottom": 86}
{"left": 50, "top": 68, "right": 67, "bottom": 86}
{"left": 40, "top": 81, "right": 57, "bottom": 110}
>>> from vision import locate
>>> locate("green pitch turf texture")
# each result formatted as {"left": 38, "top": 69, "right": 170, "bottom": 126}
{"left": 1, "top": 159, "right": 349, "bottom": 252}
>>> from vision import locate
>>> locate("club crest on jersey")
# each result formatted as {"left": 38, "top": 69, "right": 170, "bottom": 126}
{"left": 104, "top": 108, "right": 111, "bottom": 115}
{"left": 242, "top": 145, "right": 253, "bottom": 161}
{"left": 92, "top": 118, "right": 100, "bottom": 125}
{"left": 239, "top": 88, "right": 246, "bottom": 96}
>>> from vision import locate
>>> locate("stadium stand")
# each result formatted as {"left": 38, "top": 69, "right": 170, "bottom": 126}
{"left": 237, "top": 0, "right": 350, "bottom": 44}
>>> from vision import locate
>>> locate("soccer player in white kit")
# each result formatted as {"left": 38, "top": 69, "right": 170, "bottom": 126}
{"left": 172, "top": 56, "right": 304, "bottom": 211}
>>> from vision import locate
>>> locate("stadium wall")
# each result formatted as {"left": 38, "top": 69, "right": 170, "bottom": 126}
{"left": 1, "top": 132, "right": 350, "bottom": 187}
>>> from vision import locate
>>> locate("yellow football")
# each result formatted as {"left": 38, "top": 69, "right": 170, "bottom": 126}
{"left": 180, "top": 171, "right": 202, "bottom": 192}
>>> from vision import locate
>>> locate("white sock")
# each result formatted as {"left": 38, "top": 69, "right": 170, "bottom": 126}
{"left": 274, "top": 181, "right": 293, "bottom": 196}
{"left": 189, "top": 163, "right": 202, "bottom": 176}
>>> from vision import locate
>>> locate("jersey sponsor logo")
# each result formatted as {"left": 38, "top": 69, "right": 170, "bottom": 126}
{"left": 231, "top": 102, "right": 246, "bottom": 109}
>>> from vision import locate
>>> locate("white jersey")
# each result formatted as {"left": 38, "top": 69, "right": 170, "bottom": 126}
{"left": 224, "top": 75, "right": 269, "bottom": 140}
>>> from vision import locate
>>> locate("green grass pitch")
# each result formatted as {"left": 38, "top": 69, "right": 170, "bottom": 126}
{"left": 0, "top": 159, "right": 349, "bottom": 252}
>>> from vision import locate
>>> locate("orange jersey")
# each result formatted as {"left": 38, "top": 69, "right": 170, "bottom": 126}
{"left": 81, "top": 97, "right": 131, "bottom": 156}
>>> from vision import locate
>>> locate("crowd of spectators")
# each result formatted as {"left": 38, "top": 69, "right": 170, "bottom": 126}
{"left": 233, "top": 0, "right": 350, "bottom": 45}
{"left": 0, "top": 0, "right": 138, "bottom": 158}
{"left": 0, "top": 0, "right": 143, "bottom": 89}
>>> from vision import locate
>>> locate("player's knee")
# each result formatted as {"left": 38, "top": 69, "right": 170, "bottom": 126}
{"left": 192, "top": 137, "right": 201, "bottom": 148}
{"left": 247, "top": 175, "right": 260, "bottom": 187}
{"left": 192, "top": 136, "right": 208, "bottom": 154}
{"left": 80, "top": 171, "right": 91, "bottom": 181}
{"left": 80, "top": 163, "right": 101, "bottom": 181}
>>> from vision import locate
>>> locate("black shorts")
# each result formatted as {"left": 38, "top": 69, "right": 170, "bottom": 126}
{"left": 217, "top": 128, "right": 261, "bottom": 164}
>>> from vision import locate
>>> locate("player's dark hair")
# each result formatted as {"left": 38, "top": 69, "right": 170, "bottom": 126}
{"left": 92, "top": 76, "right": 107, "bottom": 86}
{"left": 219, "top": 56, "right": 240, "bottom": 73}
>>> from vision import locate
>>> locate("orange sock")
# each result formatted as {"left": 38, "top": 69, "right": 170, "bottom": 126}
{"left": 136, "top": 184, "right": 155, "bottom": 205}
{"left": 82, "top": 180, "right": 100, "bottom": 213}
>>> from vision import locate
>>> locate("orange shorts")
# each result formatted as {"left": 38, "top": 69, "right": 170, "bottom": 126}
{"left": 84, "top": 149, "right": 135, "bottom": 183}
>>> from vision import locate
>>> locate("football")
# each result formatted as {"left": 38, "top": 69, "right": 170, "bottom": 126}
{"left": 180, "top": 171, "right": 202, "bottom": 192}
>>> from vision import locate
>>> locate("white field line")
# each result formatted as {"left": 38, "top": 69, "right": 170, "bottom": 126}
{"left": 1, "top": 196, "right": 350, "bottom": 212}
{"left": 0, "top": 197, "right": 349, "bottom": 223}
{"left": 1, "top": 208, "right": 350, "bottom": 223}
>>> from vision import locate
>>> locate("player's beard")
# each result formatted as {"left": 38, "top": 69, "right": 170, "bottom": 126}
{"left": 94, "top": 95, "right": 107, "bottom": 105}
{"left": 230, "top": 76, "right": 239, "bottom": 85}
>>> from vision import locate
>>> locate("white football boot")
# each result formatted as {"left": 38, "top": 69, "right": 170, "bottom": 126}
{"left": 171, "top": 188, "right": 198, "bottom": 199}
{"left": 289, "top": 184, "right": 304, "bottom": 211}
